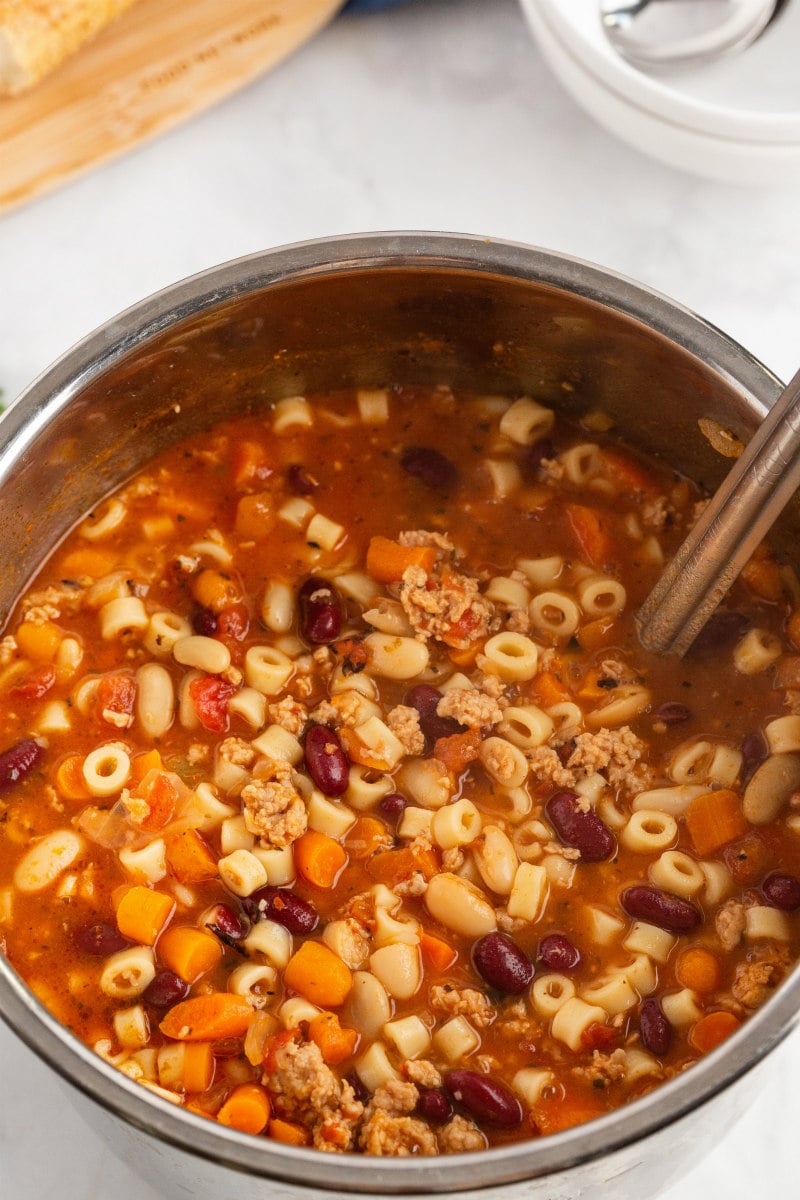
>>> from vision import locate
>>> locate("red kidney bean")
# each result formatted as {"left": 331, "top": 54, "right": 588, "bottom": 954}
{"left": 379, "top": 792, "right": 408, "bottom": 822}
{"left": 416, "top": 1088, "right": 453, "bottom": 1124}
{"left": 0, "top": 737, "right": 44, "bottom": 793}
{"left": 304, "top": 724, "right": 349, "bottom": 796}
{"left": 248, "top": 886, "right": 319, "bottom": 935}
{"left": 298, "top": 578, "right": 342, "bottom": 644}
{"left": 741, "top": 730, "right": 769, "bottom": 783}
{"left": 405, "top": 684, "right": 463, "bottom": 743}
{"left": 546, "top": 791, "right": 615, "bottom": 863}
{"left": 654, "top": 702, "right": 691, "bottom": 726}
{"left": 286, "top": 464, "right": 319, "bottom": 496}
{"left": 538, "top": 933, "right": 581, "bottom": 971}
{"left": 206, "top": 902, "right": 248, "bottom": 940}
{"left": 686, "top": 611, "right": 749, "bottom": 658}
{"left": 444, "top": 1070, "right": 523, "bottom": 1128}
{"left": 639, "top": 997, "right": 672, "bottom": 1057}
{"left": 192, "top": 606, "right": 218, "bottom": 637}
{"left": 400, "top": 446, "right": 459, "bottom": 491}
{"left": 621, "top": 885, "right": 701, "bottom": 933}
{"left": 472, "top": 932, "right": 534, "bottom": 994}
{"left": 762, "top": 872, "right": 800, "bottom": 911}
{"left": 74, "top": 922, "right": 130, "bottom": 957}
{"left": 143, "top": 970, "right": 190, "bottom": 1008}
{"left": 344, "top": 1072, "right": 369, "bottom": 1104}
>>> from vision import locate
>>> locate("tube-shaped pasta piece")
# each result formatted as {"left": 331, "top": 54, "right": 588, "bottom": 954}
{"left": 82, "top": 745, "right": 131, "bottom": 797}
{"left": 113, "top": 1005, "right": 149, "bottom": 1050}
{"left": 632, "top": 785, "right": 708, "bottom": 815}
{"left": 279, "top": 997, "right": 322, "bottom": 1029}
{"left": 136, "top": 663, "right": 175, "bottom": 738}
{"left": 528, "top": 592, "right": 581, "bottom": 640}
{"left": 430, "top": 799, "right": 482, "bottom": 850}
{"left": 585, "top": 685, "right": 651, "bottom": 730}
{"left": 397, "top": 758, "right": 454, "bottom": 810}
{"left": 307, "top": 792, "right": 357, "bottom": 839}
{"left": 484, "top": 576, "right": 529, "bottom": 611}
{"left": 273, "top": 395, "right": 312, "bottom": 432}
{"left": 581, "top": 974, "right": 639, "bottom": 1016}
{"left": 81, "top": 498, "right": 127, "bottom": 540}
{"left": 99, "top": 946, "right": 156, "bottom": 999}
{"left": 619, "top": 809, "right": 678, "bottom": 854}
{"left": 660, "top": 989, "right": 703, "bottom": 1027}
{"left": 243, "top": 920, "right": 293, "bottom": 968}
{"left": 345, "top": 765, "right": 394, "bottom": 812}
{"left": 384, "top": 1015, "right": 431, "bottom": 1060}
{"left": 432, "top": 1016, "right": 480, "bottom": 1062}
{"left": 498, "top": 705, "right": 554, "bottom": 751}
{"left": 560, "top": 443, "right": 600, "bottom": 485}
{"left": 228, "top": 687, "right": 267, "bottom": 730}
{"left": 245, "top": 646, "right": 294, "bottom": 695}
{"left": 530, "top": 973, "right": 575, "bottom": 1019}
{"left": 357, "top": 388, "right": 389, "bottom": 425}
{"left": 745, "top": 906, "right": 791, "bottom": 941}
{"left": 550, "top": 996, "right": 607, "bottom": 1051}
{"left": 765, "top": 715, "right": 800, "bottom": 754}
{"left": 118, "top": 839, "right": 167, "bottom": 885}
{"left": 252, "top": 845, "right": 296, "bottom": 886}
{"left": 499, "top": 397, "right": 555, "bottom": 446}
{"left": 144, "top": 612, "right": 193, "bottom": 659}
{"left": 100, "top": 597, "right": 149, "bottom": 639}
{"left": 584, "top": 906, "right": 625, "bottom": 946}
{"left": 575, "top": 575, "right": 626, "bottom": 619}
{"left": 364, "top": 633, "right": 429, "bottom": 680}
{"left": 482, "top": 633, "right": 538, "bottom": 683}
{"left": 355, "top": 1043, "right": 399, "bottom": 1092}
{"left": 228, "top": 963, "right": 278, "bottom": 1002}
{"left": 513, "top": 1068, "right": 555, "bottom": 1108}
{"left": 649, "top": 850, "right": 705, "bottom": 898}
{"left": 507, "top": 862, "right": 549, "bottom": 921}
{"left": 218, "top": 849, "right": 268, "bottom": 897}
{"left": 424, "top": 873, "right": 496, "bottom": 938}
{"left": 623, "top": 921, "right": 676, "bottom": 964}
{"left": 733, "top": 628, "right": 782, "bottom": 675}
{"left": 251, "top": 725, "right": 303, "bottom": 765}
{"left": 516, "top": 556, "right": 563, "bottom": 587}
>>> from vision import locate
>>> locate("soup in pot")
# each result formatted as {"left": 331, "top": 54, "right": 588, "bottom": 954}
{"left": 1, "top": 384, "right": 799, "bottom": 1155}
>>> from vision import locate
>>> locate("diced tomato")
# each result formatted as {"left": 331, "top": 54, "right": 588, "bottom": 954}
{"left": 581, "top": 1022, "right": 617, "bottom": 1052}
{"left": 10, "top": 665, "right": 56, "bottom": 700}
{"left": 217, "top": 603, "right": 250, "bottom": 648}
{"left": 135, "top": 771, "right": 181, "bottom": 832}
{"left": 441, "top": 607, "right": 482, "bottom": 649}
{"left": 97, "top": 673, "right": 136, "bottom": 717}
{"left": 232, "top": 440, "right": 274, "bottom": 492}
{"left": 189, "top": 676, "right": 236, "bottom": 733}
{"left": 564, "top": 504, "right": 615, "bottom": 568}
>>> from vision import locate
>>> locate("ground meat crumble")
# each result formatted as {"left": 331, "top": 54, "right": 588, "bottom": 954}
{"left": 387, "top": 704, "right": 426, "bottom": 755}
{"left": 436, "top": 688, "right": 502, "bottom": 730}
{"left": 430, "top": 984, "right": 495, "bottom": 1029}
{"left": 240, "top": 760, "right": 307, "bottom": 847}
{"left": 399, "top": 563, "right": 497, "bottom": 648}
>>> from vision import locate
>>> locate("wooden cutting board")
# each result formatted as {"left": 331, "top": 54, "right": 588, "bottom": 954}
{"left": 0, "top": 0, "right": 344, "bottom": 216}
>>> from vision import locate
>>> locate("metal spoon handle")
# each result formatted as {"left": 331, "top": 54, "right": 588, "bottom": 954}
{"left": 636, "top": 364, "right": 800, "bottom": 656}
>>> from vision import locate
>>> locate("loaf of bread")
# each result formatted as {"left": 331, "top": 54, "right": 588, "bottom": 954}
{"left": 0, "top": 0, "right": 139, "bottom": 96}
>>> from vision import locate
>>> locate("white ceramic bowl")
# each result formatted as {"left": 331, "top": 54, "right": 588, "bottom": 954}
{"left": 519, "top": 0, "right": 800, "bottom": 183}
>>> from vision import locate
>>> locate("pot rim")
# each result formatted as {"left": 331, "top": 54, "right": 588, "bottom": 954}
{"left": 0, "top": 231, "right": 794, "bottom": 1193}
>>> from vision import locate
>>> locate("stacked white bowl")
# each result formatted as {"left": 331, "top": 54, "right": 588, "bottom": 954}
{"left": 519, "top": 0, "right": 800, "bottom": 184}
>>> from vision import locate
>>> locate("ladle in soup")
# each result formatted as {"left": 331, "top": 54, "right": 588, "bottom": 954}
{"left": 637, "top": 363, "right": 800, "bottom": 656}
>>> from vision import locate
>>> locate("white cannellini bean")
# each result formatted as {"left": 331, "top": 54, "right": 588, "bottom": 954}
{"left": 14, "top": 830, "right": 85, "bottom": 893}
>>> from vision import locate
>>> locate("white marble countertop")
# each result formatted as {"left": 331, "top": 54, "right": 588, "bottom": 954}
{"left": 1, "top": 1, "right": 799, "bottom": 1196}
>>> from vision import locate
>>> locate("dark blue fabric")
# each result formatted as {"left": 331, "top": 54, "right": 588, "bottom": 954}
{"left": 343, "top": 0, "right": 411, "bottom": 11}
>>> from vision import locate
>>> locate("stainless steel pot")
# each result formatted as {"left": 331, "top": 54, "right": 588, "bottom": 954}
{"left": 0, "top": 232, "right": 797, "bottom": 1200}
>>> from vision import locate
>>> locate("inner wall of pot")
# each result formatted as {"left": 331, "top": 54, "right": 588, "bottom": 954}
{"left": 0, "top": 265, "right": 788, "bottom": 623}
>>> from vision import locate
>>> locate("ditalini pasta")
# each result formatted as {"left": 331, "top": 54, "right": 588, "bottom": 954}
{"left": 1, "top": 385, "right": 800, "bottom": 1157}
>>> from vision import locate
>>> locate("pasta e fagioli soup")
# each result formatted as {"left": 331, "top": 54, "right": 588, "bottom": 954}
{"left": 1, "top": 383, "right": 800, "bottom": 1156}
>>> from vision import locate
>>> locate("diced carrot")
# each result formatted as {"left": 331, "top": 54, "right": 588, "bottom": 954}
{"left": 564, "top": 503, "right": 615, "bottom": 568}
{"left": 294, "top": 830, "right": 348, "bottom": 889}
{"left": 232, "top": 440, "right": 274, "bottom": 492}
{"left": 307, "top": 1012, "right": 359, "bottom": 1064}
{"left": 675, "top": 947, "right": 721, "bottom": 994}
{"left": 367, "top": 844, "right": 440, "bottom": 887}
{"left": 576, "top": 669, "right": 609, "bottom": 702}
{"left": 345, "top": 816, "right": 391, "bottom": 861}
{"left": 192, "top": 568, "right": 242, "bottom": 613}
{"left": 159, "top": 993, "right": 254, "bottom": 1041}
{"left": 269, "top": 1118, "right": 311, "bottom": 1146}
{"left": 165, "top": 829, "right": 219, "bottom": 884}
{"left": 234, "top": 492, "right": 275, "bottom": 541}
{"left": 59, "top": 546, "right": 118, "bottom": 578}
{"left": 531, "top": 669, "right": 571, "bottom": 707}
{"left": 685, "top": 789, "right": 748, "bottom": 857}
{"left": 598, "top": 447, "right": 658, "bottom": 497}
{"left": 16, "top": 619, "right": 62, "bottom": 663}
{"left": 158, "top": 926, "right": 223, "bottom": 983}
{"left": 447, "top": 641, "right": 482, "bottom": 668}
{"left": 54, "top": 754, "right": 91, "bottom": 802}
{"left": 130, "top": 748, "right": 163, "bottom": 784}
{"left": 283, "top": 941, "right": 352, "bottom": 1008}
{"left": 741, "top": 556, "right": 783, "bottom": 602}
{"left": 420, "top": 932, "right": 458, "bottom": 973}
{"left": 116, "top": 886, "right": 175, "bottom": 946}
{"left": 182, "top": 1042, "right": 216, "bottom": 1093}
{"left": 217, "top": 1083, "right": 271, "bottom": 1135}
{"left": 433, "top": 728, "right": 482, "bottom": 774}
{"left": 576, "top": 616, "right": 617, "bottom": 651}
{"left": 688, "top": 1011, "right": 741, "bottom": 1055}
{"left": 365, "top": 536, "right": 437, "bottom": 583}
